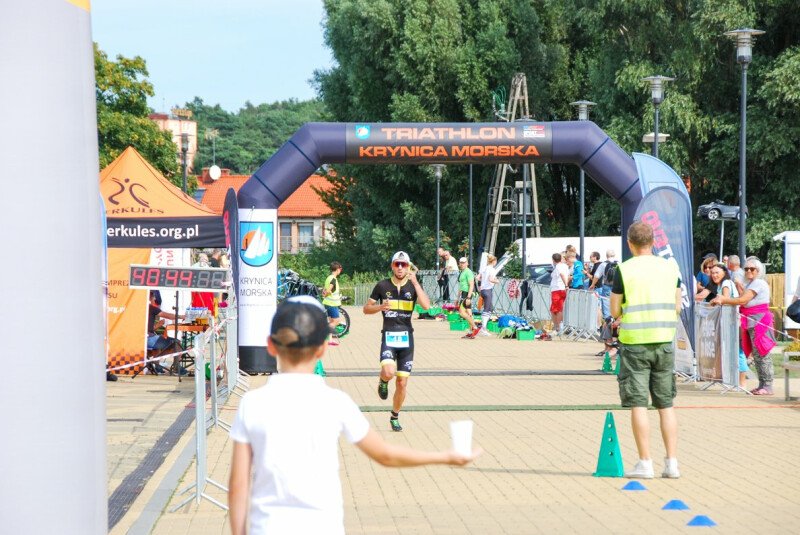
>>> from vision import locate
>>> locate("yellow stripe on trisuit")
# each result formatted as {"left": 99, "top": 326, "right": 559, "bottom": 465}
{"left": 387, "top": 299, "right": 414, "bottom": 311}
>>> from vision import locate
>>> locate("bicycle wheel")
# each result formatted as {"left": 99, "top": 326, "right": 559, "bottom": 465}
{"left": 335, "top": 307, "right": 350, "bottom": 337}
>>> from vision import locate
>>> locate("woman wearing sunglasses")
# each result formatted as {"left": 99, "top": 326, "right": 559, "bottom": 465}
{"left": 711, "top": 257, "right": 776, "bottom": 395}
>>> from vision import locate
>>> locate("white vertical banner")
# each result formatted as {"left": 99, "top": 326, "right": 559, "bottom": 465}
{"left": 1, "top": 0, "right": 106, "bottom": 532}
{"left": 238, "top": 209, "right": 278, "bottom": 347}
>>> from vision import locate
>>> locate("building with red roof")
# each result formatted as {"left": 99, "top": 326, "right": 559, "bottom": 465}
{"left": 199, "top": 168, "right": 334, "bottom": 253}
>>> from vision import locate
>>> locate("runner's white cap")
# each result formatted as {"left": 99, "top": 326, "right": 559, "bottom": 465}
{"left": 458, "top": 257, "right": 468, "bottom": 263}
{"left": 391, "top": 251, "right": 411, "bottom": 264}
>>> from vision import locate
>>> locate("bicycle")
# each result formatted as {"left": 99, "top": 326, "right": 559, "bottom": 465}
{"left": 277, "top": 269, "right": 350, "bottom": 337}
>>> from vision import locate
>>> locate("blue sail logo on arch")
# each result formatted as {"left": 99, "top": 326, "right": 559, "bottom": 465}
{"left": 240, "top": 221, "right": 274, "bottom": 267}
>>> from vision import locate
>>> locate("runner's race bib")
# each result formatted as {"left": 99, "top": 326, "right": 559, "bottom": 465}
{"left": 385, "top": 331, "right": 410, "bottom": 348}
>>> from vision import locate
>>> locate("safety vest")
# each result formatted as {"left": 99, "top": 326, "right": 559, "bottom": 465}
{"left": 322, "top": 273, "right": 341, "bottom": 307}
{"left": 617, "top": 255, "right": 679, "bottom": 344}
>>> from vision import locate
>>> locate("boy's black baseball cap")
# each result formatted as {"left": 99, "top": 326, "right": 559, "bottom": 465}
{"left": 270, "top": 296, "right": 329, "bottom": 348}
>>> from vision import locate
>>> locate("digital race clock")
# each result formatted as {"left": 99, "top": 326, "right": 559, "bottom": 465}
{"left": 129, "top": 264, "right": 228, "bottom": 291}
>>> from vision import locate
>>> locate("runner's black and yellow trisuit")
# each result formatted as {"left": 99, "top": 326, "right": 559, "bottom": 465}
{"left": 369, "top": 278, "right": 418, "bottom": 376}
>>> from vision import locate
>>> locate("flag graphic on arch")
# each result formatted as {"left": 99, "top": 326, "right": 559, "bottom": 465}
{"left": 240, "top": 222, "right": 274, "bottom": 267}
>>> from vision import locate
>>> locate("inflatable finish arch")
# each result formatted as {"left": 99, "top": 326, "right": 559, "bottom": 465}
{"left": 236, "top": 122, "right": 687, "bottom": 372}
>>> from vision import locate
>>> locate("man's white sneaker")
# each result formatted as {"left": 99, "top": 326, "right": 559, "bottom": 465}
{"left": 624, "top": 459, "right": 654, "bottom": 479}
{"left": 478, "top": 329, "right": 491, "bottom": 337}
{"left": 661, "top": 458, "right": 681, "bottom": 479}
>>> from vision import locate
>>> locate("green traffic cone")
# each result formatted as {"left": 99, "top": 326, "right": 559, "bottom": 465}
{"left": 314, "top": 359, "right": 326, "bottom": 377}
{"left": 601, "top": 352, "right": 612, "bottom": 373}
{"left": 593, "top": 412, "right": 624, "bottom": 477}
{"left": 613, "top": 354, "right": 621, "bottom": 376}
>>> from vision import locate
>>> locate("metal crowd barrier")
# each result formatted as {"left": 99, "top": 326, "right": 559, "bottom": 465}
{"left": 171, "top": 313, "right": 242, "bottom": 511}
{"left": 416, "top": 272, "right": 601, "bottom": 339}
{"left": 694, "top": 303, "right": 743, "bottom": 393}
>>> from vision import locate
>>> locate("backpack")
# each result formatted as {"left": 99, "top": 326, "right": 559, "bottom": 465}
{"left": 603, "top": 261, "right": 618, "bottom": 286}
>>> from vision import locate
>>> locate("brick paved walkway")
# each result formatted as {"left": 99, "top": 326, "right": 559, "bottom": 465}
{"left": 108, "top": 307, "right": 800, "bottom": 534}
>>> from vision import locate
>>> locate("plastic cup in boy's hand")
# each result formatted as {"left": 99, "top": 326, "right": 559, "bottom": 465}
{"left": 450, "top": 420, "right": 474, "bottom": 456}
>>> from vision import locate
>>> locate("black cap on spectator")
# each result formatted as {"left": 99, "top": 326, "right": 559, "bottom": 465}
{"left": 270, "top": 296, "right": 329, "bottom": 348}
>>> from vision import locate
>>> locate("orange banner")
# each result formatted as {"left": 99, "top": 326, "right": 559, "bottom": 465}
{"left": 107, "top": 248, "right": 150, "bottom": 374}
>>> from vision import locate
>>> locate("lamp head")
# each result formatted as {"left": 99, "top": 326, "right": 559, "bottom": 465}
{"left": 570, "top": 100, "right": 596, "bottom": 121}
{"left": 431, "top": 164, "right": 445, "bottom": 179}
{"left": 724, "top": 28, "right": 765, "bottom": 65}
{"left": 180, "top": 133, "right": 190, "bottom": 153}
{"left": 641, "top": 75, "right": 675, "bottom": 106}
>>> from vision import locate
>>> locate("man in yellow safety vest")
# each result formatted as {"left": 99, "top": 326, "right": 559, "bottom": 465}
{"left": 610, "top": 221, "right": 682, "bottom": 479}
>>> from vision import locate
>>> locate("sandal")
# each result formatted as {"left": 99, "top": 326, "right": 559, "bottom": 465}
{"left": 751, "top": 388, "right": 773, "bottom": 396}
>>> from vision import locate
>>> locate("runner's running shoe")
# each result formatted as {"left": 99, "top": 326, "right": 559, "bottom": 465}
{"left": 378, "top": 380, "right": 389, "bottom": 400}
{"left": 390, "top": 418, "right": 403, "bottom": 432}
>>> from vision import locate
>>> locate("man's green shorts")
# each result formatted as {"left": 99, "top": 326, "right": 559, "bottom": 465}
{"left": 617, "top": 342, "right": 676, "bottom": 409}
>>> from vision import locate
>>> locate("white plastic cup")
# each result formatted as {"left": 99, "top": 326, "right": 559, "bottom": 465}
{"left": 450, "top": 420, "right": 473, "bottom": 456}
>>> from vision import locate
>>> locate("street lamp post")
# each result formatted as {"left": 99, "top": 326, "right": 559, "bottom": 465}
{"left": 642, "top": 75, "right": 675, "bottom": 159}
{"left": 570, "top": 100, "right": 596, "bottom": 260}
{"left": 725, "top": 27, "right": 765, "bottom": 263}
{"left": 180, "top": 133, "right": 189, "bottom": 193}
{"left": 432, "top": 164, "right": 445, "bottom": 271}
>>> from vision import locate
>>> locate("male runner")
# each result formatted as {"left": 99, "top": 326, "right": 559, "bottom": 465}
{"left": 363, "top": 251, "right": 431, "bottom": 432}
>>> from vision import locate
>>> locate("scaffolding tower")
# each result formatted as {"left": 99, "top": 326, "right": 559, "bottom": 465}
{"left": 482, "top": 73, "right": 541, "bottom": 257}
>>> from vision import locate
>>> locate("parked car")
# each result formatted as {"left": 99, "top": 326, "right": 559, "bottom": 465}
{"left": 697, "top": 200, "right": 748, "bottom": 221}
{"left": 496, "top": 262, "right": 553, "bottom": 284}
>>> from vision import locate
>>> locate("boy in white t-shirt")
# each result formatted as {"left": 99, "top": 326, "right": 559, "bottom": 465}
{"left": 229, "top": 296, "right": 479, "bottom": 535}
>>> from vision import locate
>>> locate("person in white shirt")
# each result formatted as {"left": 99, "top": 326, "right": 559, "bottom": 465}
{"left": 229, "top": 297, "right": 479, "bottom": 535}
{"left": 476, "top": 254, "right": 499, "bottom": 336}
{"left": 549, "top": 252, "right": 570, "bottom": 335}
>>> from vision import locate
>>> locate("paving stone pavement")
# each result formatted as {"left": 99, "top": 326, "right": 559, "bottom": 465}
{"left": 108, "top": 307, "right": 800, "bottom": 534}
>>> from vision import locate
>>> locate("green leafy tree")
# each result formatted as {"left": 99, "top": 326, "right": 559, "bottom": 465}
{"left": 315, "top": 0, "right": 799, "bottom": 272}
{"left": 94, "top": 44, "right": 179, "bottom": 180}
{"left": 187, "top": 98, "right": 327, "bottom": 175}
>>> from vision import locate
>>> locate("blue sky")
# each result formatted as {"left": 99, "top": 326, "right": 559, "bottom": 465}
{"left": 91, "top": 0, "right": 333, "bottom": 112}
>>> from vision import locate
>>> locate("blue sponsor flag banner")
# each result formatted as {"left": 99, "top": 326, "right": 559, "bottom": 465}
{"left": 634, "top": 186, "right": 695, "bottom": 344}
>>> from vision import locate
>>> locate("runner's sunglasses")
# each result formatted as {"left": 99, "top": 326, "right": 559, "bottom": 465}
{"left": 392, "top": 261, "right": 409, "bottom": 268}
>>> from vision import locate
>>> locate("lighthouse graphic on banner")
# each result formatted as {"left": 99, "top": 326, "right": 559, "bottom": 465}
{"left": 240, "top": 221, "right": 274, "bottom": 267}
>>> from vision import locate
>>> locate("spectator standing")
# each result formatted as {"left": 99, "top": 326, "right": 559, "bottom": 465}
{"left": 476, "top": 254, "right": 499, "bottom": 337}
{"left": 696, "top": 253, "right": 717, "bottom": 290}
{"left": 457, "top": 257, "right": 480, "bottom": 339}
{"left": 586, "top": 251, "right": 602, "bottom": 290}
{"left": 712, "top": 257, "right": 776, "bottom": 395}
{"left": 322, "top": 261, "right": 344, "bottom": 346}
{"left": 610, "top": 222, "right": 682, "bottom": 479}
{"left": 549, "top": 253, "right": 570, "bottom": 335}
{"left": 229, "top": 297, "right": 477, "bottom": 535}
{"left": 209, "top": 248, "right": 230, "bottom": 269}
{"left": 727, "top": 255, "right": 745, "bottom": 293}
{"left": 592, "top": 250, "right": 618, "bottom": 320}
{"left": 566, "top": 252, "right": 584, "bottom": 289}
{"left": 436, "top": 248, "right": 458, "bottom": 303}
